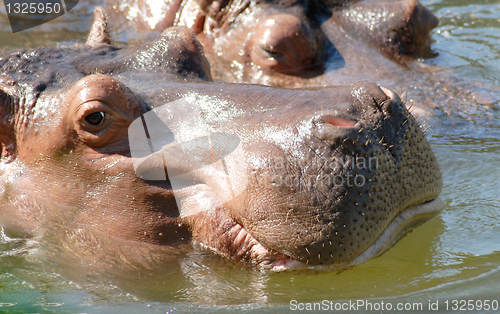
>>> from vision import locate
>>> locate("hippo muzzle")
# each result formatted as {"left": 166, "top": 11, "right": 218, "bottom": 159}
{"left": 185, "top": 81, "right": 443, "bottom": 268}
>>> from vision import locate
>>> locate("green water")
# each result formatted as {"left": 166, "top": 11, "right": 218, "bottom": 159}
{"left": 1, "top": 0, "right": 500, "bottom": 313}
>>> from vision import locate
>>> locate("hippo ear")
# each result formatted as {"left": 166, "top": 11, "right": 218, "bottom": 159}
{"left": 86, "top": 7, "right": 111, "bottom": 46}
{"left": 0, "top": 88, "right": 16, "bottom": 160}
{"left": 126, "top": 27, "right": 213, "bottom": 81}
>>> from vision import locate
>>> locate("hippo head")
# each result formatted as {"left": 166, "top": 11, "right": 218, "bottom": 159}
{"left": 171, "top": 0, "right": 438, "bottom": 85}
{"left": 175, "top": 0, "right": 330, "bottom": 77}
{"left": 0, "top": 9, "right": 442, "bottom": 270}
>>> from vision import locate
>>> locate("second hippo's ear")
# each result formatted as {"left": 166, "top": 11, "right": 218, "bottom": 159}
{"left": 0, "top": 88, "right": 16, "bottom": 160}
{"left": 86, "top": 7, "right": 111, "bottom": 46}
{"left": 125, "top": 27, "right": 213, "bottom": 81}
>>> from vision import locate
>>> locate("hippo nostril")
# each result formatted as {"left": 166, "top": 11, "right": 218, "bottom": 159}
{"left": 380, "top": 86, "right": 395, "bottom": 100}
{"left": 379, "top": 86, "right": 402, "bottom": 115}
{"left": 324, "top": 116, "right": 356, "bottom": 127}
{"left": 257, "top": 46, "right": 285, "bottom": 63}
{"left": 250, "top": 14, "right": 318, "bottom": 73}
{"left": 351, "top": 81, "right": 407, "bottom": 116}
{"left": 315, "top": 114, "right": 359, "bottom": 143}
{"left": 260, "top": 48, "right": 287, "bottom": 64}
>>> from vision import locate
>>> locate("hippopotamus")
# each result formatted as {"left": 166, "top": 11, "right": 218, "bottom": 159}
{"left": 109, "top": 0, "right": 438, "bottom": 86}
{"left": 0, "top": 9, "right": 443, "bottom": 271}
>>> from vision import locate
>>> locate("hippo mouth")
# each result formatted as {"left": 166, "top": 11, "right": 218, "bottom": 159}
{"left": 201, "top": 218, "right": 305, "bottom": 271}
{"left": 195, "top": 195, "right": 444, "bottom": 271}
{"left": 347, "top": 197, "right": 444, "bottom": 266}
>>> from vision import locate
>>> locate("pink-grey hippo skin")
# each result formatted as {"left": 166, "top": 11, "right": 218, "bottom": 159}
{"left": 111, "top": 0, "right": 438, "bottom": 86}
{"left": 0, "top": 11, "right": 443, "bottom": 271}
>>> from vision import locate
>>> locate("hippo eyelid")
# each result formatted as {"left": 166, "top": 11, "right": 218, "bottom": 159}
{"left": 74, "top": 100, "right": 110, "bottom": 118}
{"left": 65, "top": 74, "right": 143, "bottom": 120}
{"left": 73, "top": 97, "right": 131, "bottom": 124}
{"left": 76, "top": 97, "right": 118, "bottom": 114}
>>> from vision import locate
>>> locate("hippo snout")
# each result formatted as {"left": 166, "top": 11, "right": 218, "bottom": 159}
{"left": 250, "top": 14, "right": 321, "bottom": 73}
{"left": 223, "top": 81, "right": 442, "bottom": 266}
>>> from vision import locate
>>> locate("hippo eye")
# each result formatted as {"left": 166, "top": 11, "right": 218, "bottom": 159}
{"left": 85, "top": 112, "right": 106, "bottom": 125}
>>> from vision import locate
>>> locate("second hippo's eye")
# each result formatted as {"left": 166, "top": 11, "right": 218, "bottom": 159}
{"left": 85, "top": 112, "right": 106, "bottom": 125}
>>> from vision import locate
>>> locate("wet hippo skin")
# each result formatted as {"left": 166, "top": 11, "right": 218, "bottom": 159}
{"left": 0, "top": 9, "right": 443, "bottom": 270}
{"left": 110, "top": 0, "right": 438, "bottom": 85}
